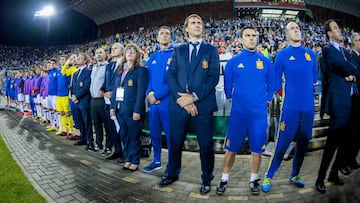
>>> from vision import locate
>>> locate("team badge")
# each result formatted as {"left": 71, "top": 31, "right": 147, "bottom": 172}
{"left": 238, "top": 63, "right": 244, "bottom": 68}
{"left": 202, "top": 59, "right": 208, "bottom": 69}
{"left": 305, "top": 52, "right": 311, "bottom": 61}
{"left": 151, "top": 60, "right": 156, "bottom": 64}
{"left": 256, "top": 59, "right": 264, "bottom": 69}
{"left": 53, "top": 73, "right": 56, "bottom": 77}
{"left": 128, "top": 79, "right": 133, "bottom": 87}
{"left": 79, "top": 82, "right": 83, "bottom": 87}
{"left": 289, "top": 56, "right": 295, "bottom": 61}
{"left": 280, "top": 121, "right": 286, "bottom": 131}
{"left": 167, "top": 58, "right": 172, "bottom": 65}
{"left": 226, "top": 139, "right": 230, "bottom": 147}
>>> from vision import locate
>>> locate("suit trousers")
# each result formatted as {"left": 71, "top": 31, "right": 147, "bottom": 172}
{"left": 75, "top": 105, "right": 93, "bottom": 145}
{"left": 117, "top": 113, "right": 143, "bottom": 165}
{"left": 167, "top": 109, "right": 214, "bottom": 184}
{"left": 91, "top": 98, "right": 112, "bottom": 149}
{"left": 317, "top": 94, "right": 352, "bottom": 181}
{"left": 104, "top": 104, "right": 123, "bottom": 155}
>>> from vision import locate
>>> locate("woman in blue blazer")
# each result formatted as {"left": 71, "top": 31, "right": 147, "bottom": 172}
{"left": 110, "top": 44, "right": 149, "bottom": 171}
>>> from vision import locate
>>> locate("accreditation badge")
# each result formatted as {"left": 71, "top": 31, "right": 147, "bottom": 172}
{"left": 256, "top": 59, "right": 264, "bottom": 69}
{"left": 167, "top": 58, "right": 172, "bottom": 65}
{"left": 128, "top": 79, "right": 133, "bottom": 87}
{"left": 116, "top": 87, "right": 124, "bottom": 101}
{"left": 202, "top": 59, "right": 208, "bottom": 69}
{"left": 305, "top": 52, "right": 311, "bottom": 61}
{"left": 79, "top": 82, "right": 83, "bottom": 87}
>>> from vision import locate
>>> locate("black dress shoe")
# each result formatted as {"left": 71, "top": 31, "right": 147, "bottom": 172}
{"left": 159, "top": 176, "right": 178, "bottom": 187}
{"left": 315, "top": 181, "right": 326, "bottom": 194}
{"left": 349, "top": 162, "right": 360, "bottom": 169}
{"left": 117, "top": 157, "right": 126, "bottom": 163}
{"left": 200, "top": 183, "right": 211, "bottom": 195}
{"left": 339, "top": 167, "right": 351, "bottom": 175}
{"left": 85, "top": 144, "right": 96, "bottom": 151}
{"left": 328, "top": 176, "right": 344, "bottom": 185}
{"left": 74, "top": 141, "right": 86, "bottom": 146}
{"left": 106, "top": 153, "right": 121, "bottom": 160}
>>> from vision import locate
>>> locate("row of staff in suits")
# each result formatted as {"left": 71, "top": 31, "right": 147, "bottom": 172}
{"left": 315, "top": 20, "right": 360, "bottom": 194}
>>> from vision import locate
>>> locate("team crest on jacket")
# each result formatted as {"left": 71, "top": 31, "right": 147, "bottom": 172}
{"left": 79, "top": 82, "right": 83, "bottom": 87}
{"left": 202, "top": 59, "right": 208, "bottom": 69}
{"left": 280, "top": 121, "right": 286, "bottom": 131}
{"left": 305, "top": 52, "right": 311, "bottom": 61}
{"left": 167, "top": 58, "right": 172, "bottom": 65}
{"left": 151, "top": 60, "right": 156, "bottom": 64}
{"left": 256, "top": 59, "right": 264, "bottom": 69}
{"left": 289, "top": 56, "right": 295, "bottom": 61}
{"left": 238, "top": 63, "right": 244, "bottom": 68}
{"left": 128, "top": 79, "right": 133, "bottom": 87}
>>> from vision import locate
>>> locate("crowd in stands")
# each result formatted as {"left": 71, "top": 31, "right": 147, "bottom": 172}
{"left": 0, "top": 17, "right": 356, "bottom": 73}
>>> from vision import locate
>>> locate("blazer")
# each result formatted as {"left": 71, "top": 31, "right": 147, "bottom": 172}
{"left": 323, "top": 44, "right": 357, "bottom": 114}
{"left": 71, "top": 67, "right": 91, "bottom": 109}
{"left": 110, "top": 66, "right": 149, "bottom": 118}
{"left": 167, "top": 41, "right": 220, "bottom": 115}
{"left": 101, "top": 61, "right": 120, "bottom": 92}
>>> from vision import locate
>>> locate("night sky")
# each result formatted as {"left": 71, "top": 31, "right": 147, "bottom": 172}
{"left": 0, "top": 0, "right": 97, "bottom": 46}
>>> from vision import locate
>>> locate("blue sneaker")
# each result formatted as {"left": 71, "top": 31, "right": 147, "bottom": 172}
{"left": 261, "top": 178, "right": 272, "bottom": 193}
{"left": 290, "top": 175, "right": 305, "bottom": 188}
{"left": 143, "top": 162, "right": 162, "bottom": 173}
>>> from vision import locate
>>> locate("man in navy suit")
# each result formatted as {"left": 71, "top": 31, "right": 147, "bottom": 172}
{"left": 100, "top": 43, "right": 125, "bottom": 162}
{"left": 71, "top": 53, "right": 94, "bottom": 151}
{"left": 315, "top": 19, "right": 358, "bottom": 194}
{"left": 159, "top": 14, "right": 220, "bottom": 195}
{"left": 347, "top": 33, "right": 360, "bottom": 170}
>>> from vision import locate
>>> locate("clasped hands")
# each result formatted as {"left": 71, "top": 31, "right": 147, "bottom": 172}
{"left": 177, "top": 92, "right": 198, "bottom": 116}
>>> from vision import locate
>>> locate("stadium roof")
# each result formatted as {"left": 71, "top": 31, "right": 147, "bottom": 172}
{"left": 71, "top": 0, "right": 229, "bottom": 25}
{"left": 72, "top": 0, "right": 360, "bottom": 25}
{"left": 306, "top": 0, "right": 360, "bottom": 18}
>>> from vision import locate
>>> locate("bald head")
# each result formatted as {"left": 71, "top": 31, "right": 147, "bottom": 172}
{"left": 95, "top": 48, "right": 106, "bottom": 62}
{"left": 285, "top": 22, "right": 302, "bottom": 46}
{"left": 111, "top": 43, "right": 124, "bottom": 59}
{"left": 351, "top": 32, "right": 360, "bottom": 52}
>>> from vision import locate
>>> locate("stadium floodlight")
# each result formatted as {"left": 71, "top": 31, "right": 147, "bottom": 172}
{"left": 34, "top": 5, "right": 55, "bottom": 17}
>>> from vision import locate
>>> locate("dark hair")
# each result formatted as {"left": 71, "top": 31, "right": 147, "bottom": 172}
{"left": 239, "top": 26, "right": 256, "bottom": 38}
{"left": 324, "top": 19, "right": 336, "bottom": 40}
{"left": 158, "top": 26, "right": 171, "bottom": 36}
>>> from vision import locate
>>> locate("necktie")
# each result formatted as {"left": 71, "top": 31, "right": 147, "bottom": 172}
{"left": 188, "top": 42, "right": 199, "bottom": 90}
{"left": 121, "top": 65, "right": 128, "bottom": 85}
{"left": 111, "top": 62, "right": 117, "bottom": 72}
{"left": 77, "top": 68, "right": 82, "bottom": 80}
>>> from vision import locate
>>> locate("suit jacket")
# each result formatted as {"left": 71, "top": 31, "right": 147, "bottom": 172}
{"left": 71, "top": 67, "right": 91, "bottom": 109}
{"left": 167, "top": 41, "right": 220, "bottom": 115}
{"left": 323, "top": 44, "right": 357, "bottom": 114}
{"left": 101, "top": 61, "right": 120, "bottom": 92}
{"left": 110, "top": 66, "right": 149, "bottom": 118}
{"left": 350, "top": 50, "right": 360, "bottom": 80}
